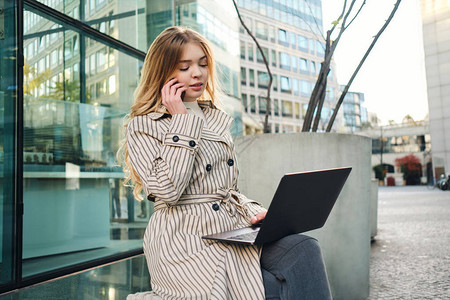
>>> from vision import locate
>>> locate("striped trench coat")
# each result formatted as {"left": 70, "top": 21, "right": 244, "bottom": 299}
{"left": 127, "top": 100, "right": 267, "bottom": 299}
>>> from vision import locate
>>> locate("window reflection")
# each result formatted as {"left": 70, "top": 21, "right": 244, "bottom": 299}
{"left": 22, "top": 7, "right": 146, "bottom": 278}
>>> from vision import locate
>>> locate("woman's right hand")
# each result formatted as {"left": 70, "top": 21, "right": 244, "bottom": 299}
{"left": 161, "top": 78, "right": 188, "bottom": 115}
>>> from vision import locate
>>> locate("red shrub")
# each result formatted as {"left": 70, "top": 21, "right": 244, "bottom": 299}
{"left": 387, "top": 176, "right": 395, "bottom": 186}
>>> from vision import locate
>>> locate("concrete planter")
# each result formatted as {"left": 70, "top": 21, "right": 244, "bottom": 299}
{"left": 235, "top": 133, "right": 372, "bottom": 300}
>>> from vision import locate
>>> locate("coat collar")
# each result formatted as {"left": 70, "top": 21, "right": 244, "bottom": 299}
{"left": 147, "top": 100, "right": 216, "bottom": 120}
{"left": 146, "top": 100, "right": 233, "bottom": 137}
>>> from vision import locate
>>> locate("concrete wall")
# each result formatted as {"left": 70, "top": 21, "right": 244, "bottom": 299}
{"left": 371, "top": 179, "right": 379, "bottom": 240}
{"left": 235, "top": 133, "right": 372, "bottom": 300}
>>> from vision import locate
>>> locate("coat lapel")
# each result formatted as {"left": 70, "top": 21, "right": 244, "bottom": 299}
{"left": 146, "top": 100, "right": 234, "bottom": 146}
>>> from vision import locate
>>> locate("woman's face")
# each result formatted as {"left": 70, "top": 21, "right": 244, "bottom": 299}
{"left": 172, "top": 42, "right": 209, "bottom": 102}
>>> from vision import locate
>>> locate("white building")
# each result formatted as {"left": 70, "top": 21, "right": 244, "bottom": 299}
{"left": 420, "top": 1, "right": 450, "bottom": 178}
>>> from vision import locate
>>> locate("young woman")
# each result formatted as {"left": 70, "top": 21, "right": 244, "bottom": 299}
{"left": 123, "top": 26, "right": 331, "bottom": 300}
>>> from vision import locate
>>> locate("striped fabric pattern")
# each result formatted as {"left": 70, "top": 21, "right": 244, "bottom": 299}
{"left": 126, "top": 101, "right": 267, "bottom": 299}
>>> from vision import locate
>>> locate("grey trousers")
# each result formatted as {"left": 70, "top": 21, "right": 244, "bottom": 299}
{"left": 260, "top": 234, "right": 332, "bottom": 300}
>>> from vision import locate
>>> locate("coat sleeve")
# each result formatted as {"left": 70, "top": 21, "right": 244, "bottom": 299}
{"left": 236, "top": 193, "right": 267, "bottom": 221}
{"left": 127, "top": 114, "right": 204, "bottom": 205}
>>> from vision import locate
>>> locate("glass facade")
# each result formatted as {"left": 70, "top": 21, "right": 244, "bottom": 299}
{"left": 1, "top": 0, "right": 19, "bottom": 290}
{"left": 1, "top": 0, "right": 243, "bottom": 294}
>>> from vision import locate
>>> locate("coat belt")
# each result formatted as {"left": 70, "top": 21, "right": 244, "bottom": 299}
{"left": 153, "top": 188, "right": 248, "bottom": 219}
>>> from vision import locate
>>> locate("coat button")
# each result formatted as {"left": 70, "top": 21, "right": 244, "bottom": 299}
{"left": 212, "top": 203, "right": 220, "bottom": 211}
{"left": 206, "top": 164, "right": 212, "bottom": 172}
{"left": 227, "top": 159, "right": 234, "bottom": 166}
{"left": 172, "top": 135, "right": 179, "bottom": 142}
{"left": 189, "top": 140, "right": 196, "bottom": 147}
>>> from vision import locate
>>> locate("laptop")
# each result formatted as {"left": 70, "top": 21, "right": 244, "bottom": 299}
{"left": 202, "top": 167, "right": 352, "bottom": 245}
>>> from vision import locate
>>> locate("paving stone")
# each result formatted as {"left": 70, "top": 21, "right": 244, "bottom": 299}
{"left": 368, "top": 186, "right": 450, "bottom": 299}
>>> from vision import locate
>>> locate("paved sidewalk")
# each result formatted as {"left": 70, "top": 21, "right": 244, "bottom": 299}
{"left": 368, "top": 186, "right": 450, "bottom": 299}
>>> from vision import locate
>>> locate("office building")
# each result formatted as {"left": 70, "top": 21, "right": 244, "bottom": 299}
{"left": 237, "top": 0, "right": 340, "bottom": 134}
{"left": 420, "top": 0, "right": 450, "bottom": 178}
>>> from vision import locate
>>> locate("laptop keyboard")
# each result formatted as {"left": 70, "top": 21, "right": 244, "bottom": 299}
{"left": 230, "top": 231, "right": 258, "bottom": 241}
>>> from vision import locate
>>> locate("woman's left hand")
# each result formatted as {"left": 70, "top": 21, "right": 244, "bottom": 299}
{"left": 250, "top": 211, "right": 267, "bottom": 225}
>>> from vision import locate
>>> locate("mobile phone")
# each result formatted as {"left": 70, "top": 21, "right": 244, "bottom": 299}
{"left": 181, "top": 91, "right": 186, "bottom": 101}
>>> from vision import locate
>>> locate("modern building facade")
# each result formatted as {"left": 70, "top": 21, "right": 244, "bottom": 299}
{"left": 341, "top": 86, "right": 367, "bottom": 132}
{"left": 420, "top": 0, "right": 450, "bottom": 178}
{"left": 0, "top": 0, "right": 242, "bottom": 294}
{"left": 237, "top": 0, "right": 341, "bottom": 134}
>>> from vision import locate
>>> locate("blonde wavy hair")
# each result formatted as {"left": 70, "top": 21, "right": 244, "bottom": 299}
{"left": 118, "top": 26, "right": 218, "bottom": 200}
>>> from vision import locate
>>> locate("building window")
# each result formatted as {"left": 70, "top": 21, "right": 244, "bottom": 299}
{"left": 280, "top": 76, "right": 291, "bottom": 93}
{"left": 240, "top": 40, "right": 246, "bottom": 59}
{"left": 257, "top": 71, "right": 270, "bottom": 88}
{"left": 299, "top": 58, "right": 309, "bottom": 74}
{"left": 316, "top": 41, "right": 325, "bottom": 57}
{"left": 298, "top": 34, "right": 308, "bottom": 52}
{"left": 249, "top": 69, "right": 255, "bottom": 87}
{"left": 290, "top": 32, "right": 296, "bottom": 49}
{"left": 255, "top": 21, "right": 268, "bottom": 40}
{"left": 269, "top": 25, "right": 276, "bottom": 42}
{"left": 293, "top": 78, "right": 299, "bottom": 96}
{"left": 273, "top": 99, "right": 279, "bottom": 116}
{"left": 241, "top": 67, "right": 247, "bottom": 85}
{"left": 282, "top": 100, "right": 293, "bottom": 117}
{"left": 241, "top": 93, "right": 248, "bottom": 111}
{"left": 257, "top": 47, "right": 269, "bottom": 64}
{"left": 271, "top": 49, "right": 277, "bottom": 67}
{"left": 250, "top": 95, "right": 256, "bottom": 113}
{"left": 259, "top": 96, "right": 267, "bottom": 114}
{"left": 278, "top": 28, "right": 289, "bottom": 47}
{"left": 279, "top": 52, "right": 290, "bottom": 70}
{"left": 311, "top": 61, "right": 317, "bottom": 75}
{"left": 273, "top": 74, "right": 278, "bottom": 91}
{"left": 300, "top": 80, "right": 311, "bottom": 97}
{"left": 295, "top": 102, "right": 301, "bottom": 119}
{"left": 247, "top": 43, "right": 254, "bottom": 61}
{"left": 309, "top": 39, "right": 315, "bottom": 54}
{"left": 108, "top": 75, "right": 116, "bottom": 95}
{"left": 291, "top": 55, "right": 298, "bottom": 72}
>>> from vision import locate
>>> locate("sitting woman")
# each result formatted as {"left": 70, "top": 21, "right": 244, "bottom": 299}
{"left": 122, "top": 26, "right": 332, "bottom": 300}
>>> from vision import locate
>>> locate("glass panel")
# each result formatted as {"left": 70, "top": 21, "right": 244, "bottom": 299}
{"left": 273, "top": 99, "right": 279, "bottom": 116}
{"left": 257, "top": 71, "right": 269, "bottom": 89}
{"left": 247, "top": 43, "right": 254, "bottom": 61}
{"left": 255, "top": 20, "right": 268, "bottom": 40}
{"left": 256, "top": 46, "right": 268, "bottom": 64}
{"left": 0, "top": 0, "right": 18, "bottom": 288}
{"left": 35, "top": 0, "right": 148, "bottom": 52}
{"left": 279, "top": 52, "right": 290, "bottom": 70}
{"left": 23, "top": 9, "right": 145, "bottom": 277}
{"left": 240, "top": 67, "right": 247, "bottom": 85}
{"left": 280, "top": 76, "right": 291, "bottom": 93}
{"left": 249, "top": 69, "right": 255, "bottom": 87}
{"left": 259, "top": 97, "right": 267, "bottom": 114}
{"left": 277, "top": 28, "right": 288, "bottom": 46}
{"left": 250, "top": 95, "right": 256, "bottom": 113}
{"left": 281, "top": 100, "right": 293, "bottom": 117}
{"left": 300, "top": 80, "right": 311, "bottom": 97}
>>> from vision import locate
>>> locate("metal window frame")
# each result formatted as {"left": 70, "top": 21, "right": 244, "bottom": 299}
{"left": 0, "top": 0, "right": 147, "bottom": 295}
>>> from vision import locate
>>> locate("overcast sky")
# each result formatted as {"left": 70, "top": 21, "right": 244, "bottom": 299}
{"left": 321, "top": 0, "right": 428, "bottom": 125}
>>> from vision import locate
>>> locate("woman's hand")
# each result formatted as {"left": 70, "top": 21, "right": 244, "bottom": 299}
{"left": 161, "top": 78, "right": 188, "bottom": 115}
{"left": 250, "top": 211, "right": 267, "bottom": 225}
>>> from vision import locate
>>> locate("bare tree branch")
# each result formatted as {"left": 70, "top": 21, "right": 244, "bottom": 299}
{"left": 326, "top": 0, "right": 402, "bottom": 132}
{"left": 302, "top": 0, "right": 360, "bottom": 132}
{"left": 232, "top": 0, "right": 273, "bottom": 133}
{"left": 344, "top": 0, "right": 367, "bottom": 30}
